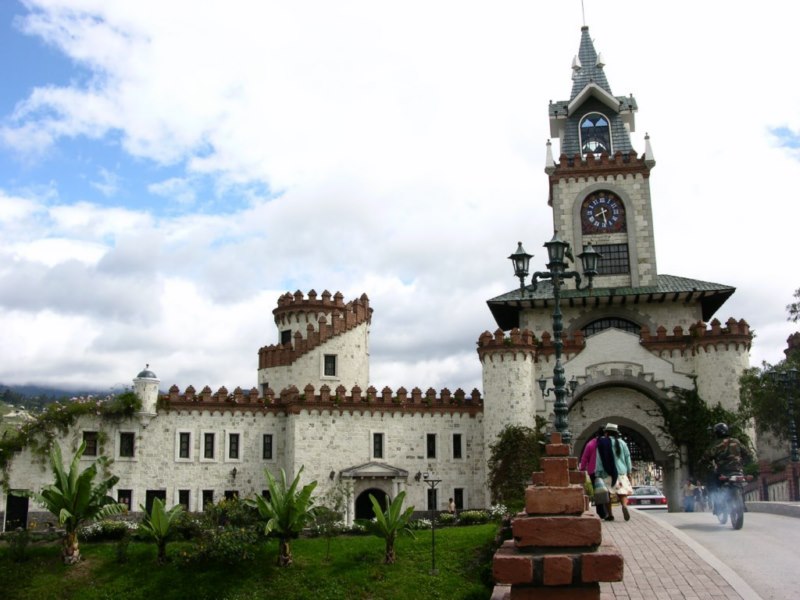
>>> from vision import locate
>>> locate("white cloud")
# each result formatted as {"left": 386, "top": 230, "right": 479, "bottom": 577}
{"left": 1, "top": 1, "right": 799, "bottom": 393}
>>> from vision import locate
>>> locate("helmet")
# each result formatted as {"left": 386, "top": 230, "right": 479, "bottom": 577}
{"left": 713, "top": 423, "right": 729, "bottom": 438}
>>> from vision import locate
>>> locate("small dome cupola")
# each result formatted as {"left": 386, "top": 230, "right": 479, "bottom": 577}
{"left": 136, "top": 364, "right": 158, "bottom": 379}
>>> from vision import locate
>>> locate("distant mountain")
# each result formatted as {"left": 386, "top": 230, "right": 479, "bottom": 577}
{"left": 0, "top": 383, "right": 111, "bottom": 412}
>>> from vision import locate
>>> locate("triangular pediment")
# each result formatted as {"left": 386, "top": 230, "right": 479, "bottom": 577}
{"left": 339, "top": 461, "right": 409, "bottom": 480}
{"left": 568, "top": 82, "right": 620, "bottom": 115}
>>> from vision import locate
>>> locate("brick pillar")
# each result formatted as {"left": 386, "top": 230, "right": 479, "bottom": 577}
{"left": 491, "top": 433, "right": 624, "bottom": 600}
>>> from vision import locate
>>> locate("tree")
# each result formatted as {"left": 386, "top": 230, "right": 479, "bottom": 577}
{"left": 740, "top": 356, "right": 800, "bottom": 447}
{"left": 487, "top": 419, "right": 547, "bottom": 513}
{"left": 247, "top": 466, "right": 317, "bottom": 567}
{"left": 138, "top": 496, "right": 183, "bottom": 564}
{"left": 367, "top": 490, "right": 415, "bottom": 564}
{"left": 787, "top": 287, "right": 800, "bottom": 322}
{"left": 659, "top": 384, "right": 751, "bottom": 477}
{"left": 15, "top": 441, "right": 124, "bottom": 564}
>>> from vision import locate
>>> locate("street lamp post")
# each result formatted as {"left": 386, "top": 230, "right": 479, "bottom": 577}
{"left": 767, "top": 368, "right": 800, "bottom": 463}
{"left": 509, "top": 234, "right": 600, "bottom": 444}
{"left": 421, "top": 473, "right": 442, "bottom": 575}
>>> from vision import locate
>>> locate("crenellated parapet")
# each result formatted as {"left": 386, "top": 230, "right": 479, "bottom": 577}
{"left": 476, "top": 328, "right": 585, "bottom": 362}
{"left": 640, "top": 317, "right": 752, "bottom": 356}
{"left": 477, "top": 328, "right": 537, "bottom": 362}
{"left": 550, "top": 150, "right": 652, "bottom": 181}
{"left": 259, "top": 290, "right": 372, "bottom": 369}
{"left": 160, "top": 383, "right": 482, "bottom": 416}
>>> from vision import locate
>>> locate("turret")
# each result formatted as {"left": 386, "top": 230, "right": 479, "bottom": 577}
{"left": 133, "top": 364, "right": 160, "bottom": 415}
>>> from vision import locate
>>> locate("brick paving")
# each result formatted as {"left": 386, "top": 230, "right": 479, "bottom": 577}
{"left": 598, "top": 508, "right": 747, "bottom": 600}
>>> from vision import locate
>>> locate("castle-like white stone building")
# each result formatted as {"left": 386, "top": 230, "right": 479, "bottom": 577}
{"left": 1, "top": 26, "right": 753, "bottom": 529}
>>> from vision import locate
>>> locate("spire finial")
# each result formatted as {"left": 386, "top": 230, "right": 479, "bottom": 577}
{"left": 581, "top": 0, "right": 586, "bottom": 27}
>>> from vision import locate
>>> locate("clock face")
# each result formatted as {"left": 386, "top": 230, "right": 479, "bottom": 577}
{"left": 581, "top": 192, "right": 626, "bottom": 234}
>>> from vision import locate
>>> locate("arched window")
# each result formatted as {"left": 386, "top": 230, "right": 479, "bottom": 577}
{"left": 582, "top": 317, "right": 640, "bottom": 338}
{"left": 580, "top": 113, "right": 611, "bottom": 156}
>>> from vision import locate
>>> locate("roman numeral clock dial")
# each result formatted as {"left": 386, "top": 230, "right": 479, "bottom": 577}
{"left": 581, "top": 192, "right": 626, "bottom": 234}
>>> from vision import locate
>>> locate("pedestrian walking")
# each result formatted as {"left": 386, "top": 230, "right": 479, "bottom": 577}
{"left": 580, "top": 427, "right": 608, "bottom": 519}
{"left": 596, "top": 423, "right": 634, "bottom": 521}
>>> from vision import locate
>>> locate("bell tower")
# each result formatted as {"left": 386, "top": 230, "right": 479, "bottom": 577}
{"left": 546, "top": 25, "right": 657, "bottom": 290}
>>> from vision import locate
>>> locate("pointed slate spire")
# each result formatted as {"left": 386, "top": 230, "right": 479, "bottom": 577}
{"left": 644, "top": 133, "right": 656, "bottom": 167}
{"left": 570, "top": 26, "right": 613, "bottom": 101}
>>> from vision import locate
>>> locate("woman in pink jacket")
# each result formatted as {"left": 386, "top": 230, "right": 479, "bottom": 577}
{"left": 580, "top": 428, "right": 607, "bottom": 519}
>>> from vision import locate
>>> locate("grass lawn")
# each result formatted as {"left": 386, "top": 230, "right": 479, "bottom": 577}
{"left": 0, "top": 523, "right": 498, "bottom": 600}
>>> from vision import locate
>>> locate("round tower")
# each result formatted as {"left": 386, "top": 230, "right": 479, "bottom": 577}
{"left": 257, "top": 290, "right": 372, "bottom": 396}
{"left": 478, "top": 328, "right": 538, "bottom": 504}
{"left": 133, "top": 364, "right": 160, "bottom": 415}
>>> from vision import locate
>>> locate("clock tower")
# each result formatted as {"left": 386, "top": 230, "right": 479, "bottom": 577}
{"left": 545, "top": 25, "right": 657, "bottom": 290}
{"left": 482, "top": 24, "right": 752, "bottom": 505}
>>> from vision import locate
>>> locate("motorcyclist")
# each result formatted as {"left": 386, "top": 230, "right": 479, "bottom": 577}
{"left": 704, "top": 423, "right": 751, "bottom": 514}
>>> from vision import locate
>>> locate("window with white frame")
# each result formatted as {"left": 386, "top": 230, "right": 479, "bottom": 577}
{"left": 323, "top": 354, "right": 337, "bottom": 377}
{"left": 118, "top": 431, "right": 136, "bottom": 460}
{"left": 82, "top": 431, "right": 99, "bottom": 456}
{"left": 372, "top": 432, "right": 385, "bottom": 460}
{"left": 427, "top": 487, "right": 438, "bottom": 511}
{"left": 225, "top": 430, "right": 242, "bottom": 462}
{"left": 262, "top": 434, "right": 273, "bottom": 460}
{"left": 201, "top": 431, "right": 216, "bottom": 462}
{"left": 452, "top": 433, "right": 463, "bottom": 459}
{"left": 175, "top": 430, "right": 193, "bottom": 461}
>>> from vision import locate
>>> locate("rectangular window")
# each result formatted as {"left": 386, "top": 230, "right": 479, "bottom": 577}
{"left": 454, "top": 488, "right": 464, "bottom": 511}
{"left": 280, "top": 330, "right": 292, "bottom": 345}
{"left": 426, "top": 433, "right": 437, "bottom": 459}
{"left": 179, "top": 432, "right": 191, "bottom": 459}
{"left": 595, "top": 243, "right": 630, "bottom": 275}
{"left": 83, "top": 431, "right": 98, "bottom": 456}
{"left": 262, "top": 434, "right": 273, "bottom": 460}
{"left": 452, "top": 433, "right": 463, "bottom": 459}
{"left": 427, "top": 488, "right": 438, "bottom": 511}
{"left": 224, "top": 490, "right": 239, "bottom": 501}
{"left": 228, "top": 433, "right": 240, "bottom": 460}
{"left": 323, "top": 354, "right": 337, "bottom": 377}
{"left": 204, "top": 433, "right": 215, "bottom": 460}
{"left": 202, "top": 489, "right": 214, "bottom": 510}
{"left": 119, "top": 432, "right": 135, "bottom": 458}
{"left": 178, "top": 489, "right": 190, "bottom": 510}
{"left": 145, "top": 490, "right": 166, "bottom": 515}
{"left": 118, "top": 489, "right": 132, "bottom": 510}
{"left": 373, "top": 432, "right": 384, "bottom": 459}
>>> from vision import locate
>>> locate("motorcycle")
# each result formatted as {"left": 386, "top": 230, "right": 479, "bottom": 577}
{"left": 712, "top": 472, "right": 750, "bottom": 530}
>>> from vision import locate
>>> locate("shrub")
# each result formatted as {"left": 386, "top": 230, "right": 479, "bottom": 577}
{"left": 79, "top": 519, "right": 139, "bottom": 542}
{"left": 4, "top": 528, "right": 30, "bottom": 562}
{"left": 180, "top": 527, "right": 259, "bottom": 566}
{"left": 457, "top": 510, "right": 489, "bottom": 525}
{"left": 203, "top": 497, "right": 261, "bottom": 530}
{"left": 487, "top": 504, "right": 509, "bottom": 521}
{"left": 408, "top": 518, "right": 432, "bottom": 530}
{"left": 172, "top": 512, "right": 205, "bottom": 540}
{"left": 437, "top": 512, "right": 456, "bottom": 526}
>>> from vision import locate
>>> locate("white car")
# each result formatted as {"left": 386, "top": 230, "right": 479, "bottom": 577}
{"left": 627, "top": 485, "right": 668, "bottom": 510}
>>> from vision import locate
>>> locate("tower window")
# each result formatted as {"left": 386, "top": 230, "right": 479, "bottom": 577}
{"left": 452, "top": 433, "right": 463, "bottom": 459}
{"left": 594, "top": 243, "right": 630, "bottom": 275}
{"left": 263, "top": 434, "right": 273, "bottom": 460}
{"left": 580, "top": 112, "right": 612, "bottom": 156}
{"left": 280, "top": 330, "right": 292, "bottom": 346}
{"left": 323, "top": 354, "right": 337, "bottom": 377}
{"left": 373, "top": 432, "right": 384, "bottom": 459}
{"left": 582, "top": 317, "right": 641, "bottom": 338}
{"left": 426, "top": 433, "right": 437, "bottom": 459}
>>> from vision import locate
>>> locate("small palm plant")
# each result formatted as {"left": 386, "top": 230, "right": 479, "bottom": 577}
{"left": 247, "top": 466, "right": 317, "bottom": 566}
{"left": 138, "top": 497, "right": 183, "bottom": 564}
{"left": 368, "top": 491, "right": 415, "bottom": 564}
{"left": 14, "top": 441, "right": 125, "bottom": 565}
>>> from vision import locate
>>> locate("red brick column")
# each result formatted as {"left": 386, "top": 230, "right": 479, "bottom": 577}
{"left": 491, "top": 433, "right": 624, "bottom": 599}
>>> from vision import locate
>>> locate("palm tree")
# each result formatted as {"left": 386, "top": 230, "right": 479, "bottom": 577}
{"left": 15, "top": 441, "right": 125, "bottom": 564}
{"left": 247, "top": 466, "right": 317, "bottom": 566}
{"left": 368, "top": 491, "right": 415, "bottom": 564}
{"left": 138, "top": 497, "right": 183, "bottom": 564}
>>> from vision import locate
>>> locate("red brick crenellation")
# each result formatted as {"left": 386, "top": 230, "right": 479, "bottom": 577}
{"left": 259, "top": 290, "right": 372, "bottom": 369}
{"left": 161, "top": 383, "right": 482, "bottom": 416}
{"left": 476, "top": 328, "right": 585, "bottom": 362}
{"left": 640, "top": 317, "right": 752, "bottom": 355}
{"left": 549, "top": 150, "right": 652, "bottom": 181}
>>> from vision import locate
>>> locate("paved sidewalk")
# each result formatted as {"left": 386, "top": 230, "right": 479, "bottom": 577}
{"left": 598, "top": 509, "right": 760, "bottom": 600}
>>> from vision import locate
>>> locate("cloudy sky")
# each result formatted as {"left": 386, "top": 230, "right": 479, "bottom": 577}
{"left": 1, "top": 1, "right": 798, "bottom": 395}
